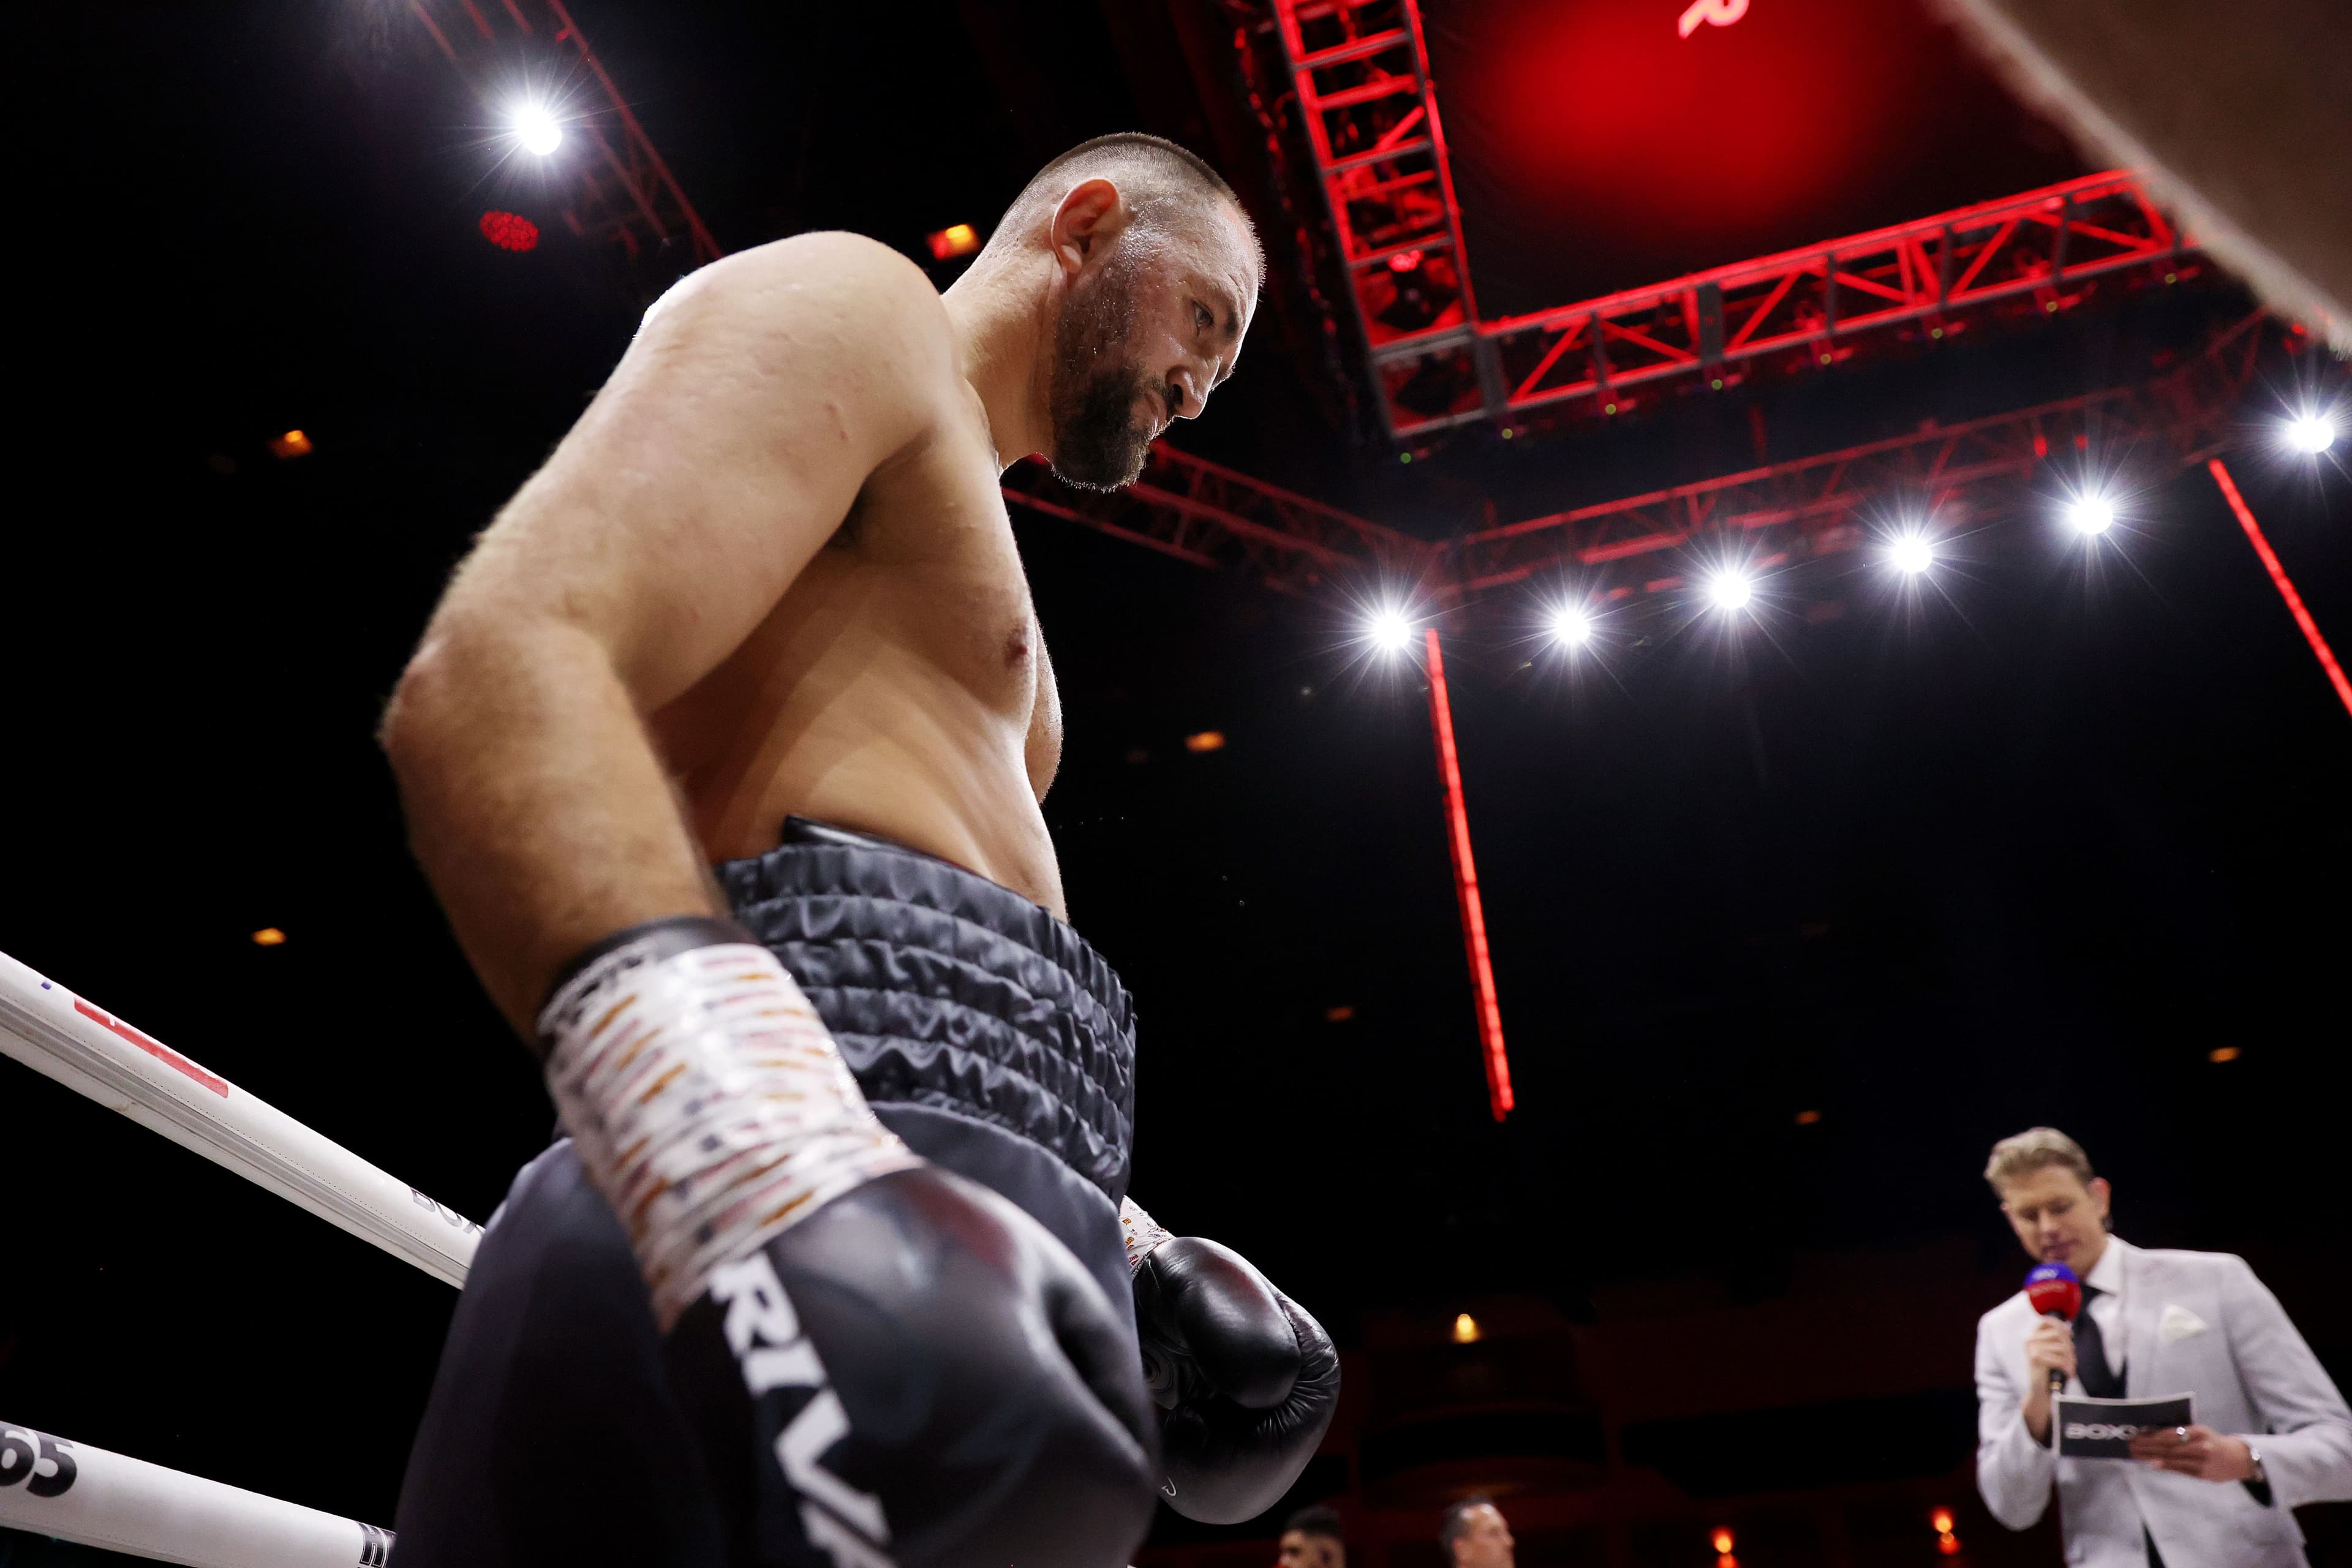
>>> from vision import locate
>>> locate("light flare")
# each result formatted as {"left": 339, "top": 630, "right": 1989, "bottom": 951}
{"left": 2285, "top": 412, "right": 2337, "bottom": 454}
{"left": 2066, "top": 494, "right": 2116, "bottom": 537}
{"left": 511, "top": 103, "right": 563, "bottom": 156}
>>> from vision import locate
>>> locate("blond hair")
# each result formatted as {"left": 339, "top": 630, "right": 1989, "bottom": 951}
{"left": 1984, "top": 1126, "right": 2095, "bottom": 1191}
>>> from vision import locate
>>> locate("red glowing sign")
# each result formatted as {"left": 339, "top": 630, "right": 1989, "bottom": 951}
{"left": 1679, "top": 0, "right": 1750, "bottom": 37}
{"left": 480, "top": 211, "right": 540, "bottom": 252}
{"left": 1432, "top": 0, "right": 2084, "bottom": 312}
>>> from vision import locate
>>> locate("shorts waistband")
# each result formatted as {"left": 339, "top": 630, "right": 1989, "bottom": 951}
{"left": 713, "top": 816, "right": 1136, "bottom": 1202}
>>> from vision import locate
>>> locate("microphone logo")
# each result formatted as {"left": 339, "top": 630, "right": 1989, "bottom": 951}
{"left": 2025, "top": 1261, "right": 2082, "bottom": 1321}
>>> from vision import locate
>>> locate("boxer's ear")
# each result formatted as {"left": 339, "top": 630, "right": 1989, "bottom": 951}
{"left": 1050, "top": 177, "right": 1126, "bottom": 274}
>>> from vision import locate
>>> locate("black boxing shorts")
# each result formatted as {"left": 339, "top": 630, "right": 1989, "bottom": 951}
{"left": 386, "top": 818, "right": 1139, "bottom": 1568}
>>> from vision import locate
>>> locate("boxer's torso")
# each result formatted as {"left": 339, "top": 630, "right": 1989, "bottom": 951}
{"left": 650, "top": 372, "right": 1067, "bottom": 918}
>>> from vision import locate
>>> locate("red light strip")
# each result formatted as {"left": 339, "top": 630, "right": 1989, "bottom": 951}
{"left": 1423, "top": 628, "right": 1514, "bottom": 1120}
{"left": 2207, "top": 458, "right": 2352, "bottom": 722}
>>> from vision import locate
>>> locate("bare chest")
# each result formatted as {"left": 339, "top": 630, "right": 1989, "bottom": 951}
{"left": 847, "top": 418, "right": 1055, "bottom": 752}
{"left": 652, "top": 408, "right": 1063, "bottom": 852}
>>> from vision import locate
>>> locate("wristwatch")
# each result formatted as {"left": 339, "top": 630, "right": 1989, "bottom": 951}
{"left": 2247, "top": 1443, "right": 2267, "bottom": 1485}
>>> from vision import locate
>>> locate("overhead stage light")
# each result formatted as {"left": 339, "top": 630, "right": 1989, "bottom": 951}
{"left": 1707, "top": 570, "right": 1753, "bottom": 611}
{"left": 1889, "top": 533, "right": 1936, "bottom": 575}
{"left": 511, "top": 104, "right": 564, "bottom": 157}
{"left": 1551, "top": 606, "right": 1594, "bottom": 646}
{"left": 2285, "top": 412, "right": 2337, "bottom": 454}
{"left": 1368, "top": 606, "right": 1414, "bottom": 652}
{"left": 2066, "top": 494, "right": 2116, "bottom": 537}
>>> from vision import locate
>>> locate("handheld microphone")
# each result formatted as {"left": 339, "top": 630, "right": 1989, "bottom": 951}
{"left": 2024, "top": 1261, "right": 2082, "bottom": 1398}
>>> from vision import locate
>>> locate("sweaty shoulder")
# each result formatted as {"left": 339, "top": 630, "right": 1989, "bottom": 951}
{"left": 446, "top": 233, "right": 969, "bottom": 709}
{"left": 641, "top": 232, "right": 960, "bottom": 462}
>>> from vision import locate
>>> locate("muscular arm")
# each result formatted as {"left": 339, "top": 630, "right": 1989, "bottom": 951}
{"left": 380, "top": 234, "right": 954, "bottom": 1036}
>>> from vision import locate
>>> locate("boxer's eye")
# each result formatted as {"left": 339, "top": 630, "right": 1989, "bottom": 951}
{"left": 1193, "top": 302, "right": 1214, "bottom": 332}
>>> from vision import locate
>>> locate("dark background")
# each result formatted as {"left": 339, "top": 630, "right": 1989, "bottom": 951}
{"left": 6, "top": 0, "right": 2349, "bottom": 1553}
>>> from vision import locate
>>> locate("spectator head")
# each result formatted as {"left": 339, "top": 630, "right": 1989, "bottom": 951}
{"left": 1985, "top": 1126, "right": 2113, "bottom": 1274}
{"left": 1439, "top": 1497, "right": 1514, "bottom": 1568}
{"left": 1279, "top": 1506, "right": 1346, "bottom": 1568}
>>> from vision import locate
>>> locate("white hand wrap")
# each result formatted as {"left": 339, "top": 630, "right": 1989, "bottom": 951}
{"left": 537, "top": 934, "right": 919, "bottom": 1330}
{"left": 1118, "top": 1196, "right": 1174, "bottom": 1276}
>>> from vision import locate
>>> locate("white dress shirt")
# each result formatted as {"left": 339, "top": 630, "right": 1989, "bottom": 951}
{"left": 2081, "top": 1234, "right": 2126, "bottom": 1372}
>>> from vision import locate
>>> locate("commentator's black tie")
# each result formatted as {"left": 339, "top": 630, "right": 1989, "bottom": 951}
{"left": 2075, "top": 1286, "right": 2125, "bottom": 1398}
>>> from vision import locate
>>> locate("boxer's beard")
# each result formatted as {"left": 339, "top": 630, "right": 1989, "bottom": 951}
{"left": 1046, "top": 253, "right": 1158, "bottom": 491}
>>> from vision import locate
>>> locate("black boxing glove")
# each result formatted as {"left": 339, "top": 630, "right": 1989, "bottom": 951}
{"left": 538, "top": 916, "right": 1158, "bottom": 1568}
{"left": 1120, "top": 1197, "right": 1340, "bottom": 1524}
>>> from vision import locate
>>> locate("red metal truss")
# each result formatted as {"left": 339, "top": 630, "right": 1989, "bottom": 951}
{"left": 1445, "top": 312, "right": 2261, "bottom": 593}
{"left": 1480, "top": 172, "right": 2182, "bottom": 420}
{"left": 1002, "top": 442, "right": 1428, "bottom": 594}
{"left": 1268, "top": 0, "right": 1498, "bottom": 429}
{"left": 1005, "top": 315, "right": 2267, "bottom": 603}
{"left": 1373, "top": 168, "right": 2193, "bottom": 440}
{"left": 404, "top": 0, "right": 721, "bottom": 273}
{"left": 1253, "top": 0, "right": 2196, "bottom": 440}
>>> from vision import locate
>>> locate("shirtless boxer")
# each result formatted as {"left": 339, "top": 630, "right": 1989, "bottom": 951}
{"left": 378, "top": 134, "right": 1338, "bottom": 1568}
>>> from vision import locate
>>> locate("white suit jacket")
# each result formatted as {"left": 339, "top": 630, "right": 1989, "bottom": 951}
{"left": 1975, "top": 1238, "right": 2352, "bottom": 1567}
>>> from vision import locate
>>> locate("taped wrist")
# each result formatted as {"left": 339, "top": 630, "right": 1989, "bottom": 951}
{"left": 1120, "top": 1195, "right": 1175, "bottom": 1276}
{"left": 536, "top": 914, "right": 919, "bottom": 1330}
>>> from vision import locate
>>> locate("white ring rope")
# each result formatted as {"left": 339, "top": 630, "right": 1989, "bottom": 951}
{"left": 0, "top": 948, "right": 480, "bottom": 1287}
{"left": 0, "top": 1419, "right": 391, "bottom": 1568}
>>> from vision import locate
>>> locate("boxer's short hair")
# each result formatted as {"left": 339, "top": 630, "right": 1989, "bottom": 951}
{"left": 1984, "top": 1126, "right": 2095, "bottom": 1191}
{"left": 996, "top": 132, "right": 1261, "bottom": 275}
